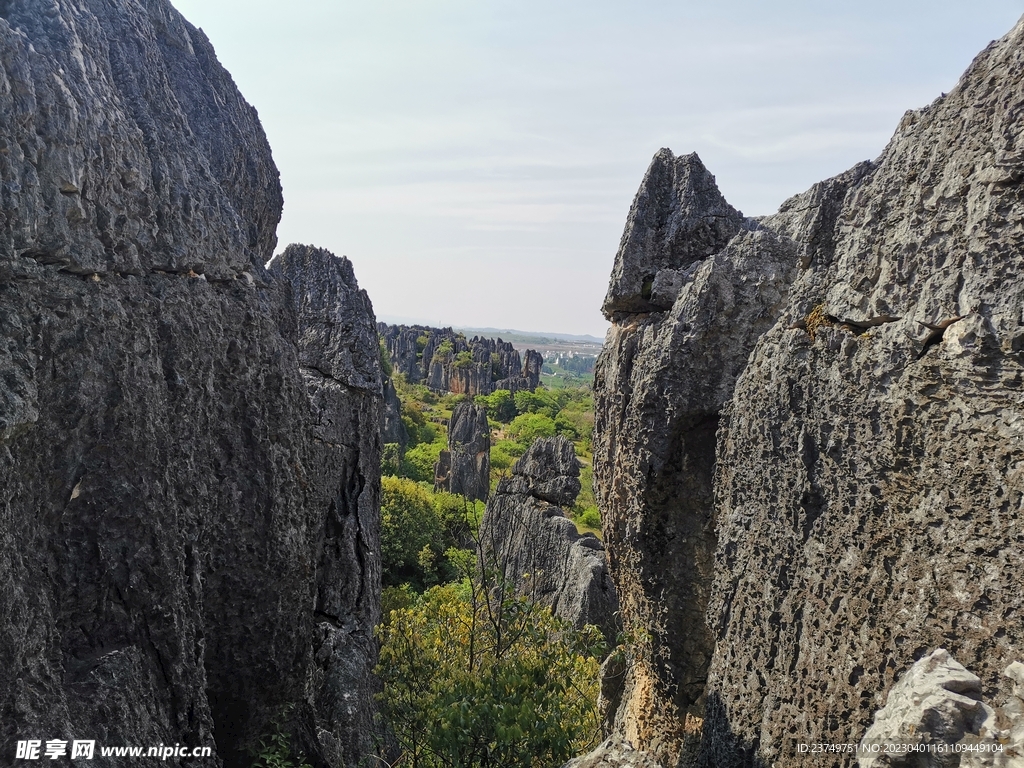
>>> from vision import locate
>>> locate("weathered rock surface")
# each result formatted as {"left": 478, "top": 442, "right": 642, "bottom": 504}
{"left": 594, "top": 157, "right": 800, "bottom": 761}
{"left": 480, "top": 437, "right": 619, "bottom": 645}
{"left": 268, "top": 244, "right": 383, "bottom": 765}
{"left": 433, "top": 401, "right": 490, "bottom": 502}
{"left": 562, "top": 736, "right": 665, "bottom": 768}
{"left": 602, "top": 150, "right": 745, "bottom": 317}
{"left": 593, "top": 15, "right": 1024, "bottom": 768}
{"left": 0, "top": 4, "right": 380, "bottom": 768}
{"left": 379, "top": 323, "right": 542, "bottom": 394}
{"left": 858, "top": 649, "right": 1024, "bottom": 768}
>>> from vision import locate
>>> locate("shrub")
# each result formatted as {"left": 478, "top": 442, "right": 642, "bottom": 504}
{"left": 576, "top": 506, "right": 601, "bottom": 529}
{"left": 381, "top": 442, "right": 402, "bottom": 476}
{"left": 401, "top": 439, "right": 444, "bottom": 484}
{"left": 477, "top": 389, "right": 516, "bottom": 423}
{"left": 452, "top": 350, "right": 474, "bottom": 369}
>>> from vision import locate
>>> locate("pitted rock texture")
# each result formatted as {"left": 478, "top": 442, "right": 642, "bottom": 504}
{"left": 480, "top": 437, "right": 619, "bottom": 645}
{"left": 268, "top": 244, "right": 383, "bottom": 765}
{"left": 594, "top": 16, "right": 1024, "bottom": 768}
{"left": 594, "top": 178, "right": 799, "bottom": 763}
{"left": 858, "top": 649, "right": 1024, "bottom": 768}
{"left": 0, "top": 0, "right": 280, "bottom": 281}
{"left": 0, "top": 4, "right": 380, "bottom": 768}
{"left": 433, "top": 401, "right": 490, "bottom": 502}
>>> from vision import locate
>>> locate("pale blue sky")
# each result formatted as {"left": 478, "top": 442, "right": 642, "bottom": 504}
{"left": 171, "top": 1, "right": 1023, "bottom": 337}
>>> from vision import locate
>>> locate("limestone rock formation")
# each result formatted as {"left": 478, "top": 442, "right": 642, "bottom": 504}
{"left": 480, "top": 436, "right": 619, "bottom": 645}
{"left": 0, "top": 4, "right": 380, "bottom": 767}
{"left": 857, "top": 649, "right": 1024, "bottom": 768}
{"left": 382, "top": 377, "right": 410, "bottom": 449}
{"left": 602, "top": 150, "right": 745, "bottom": 317}
{"left": 267, "top": 244, "right": 383, "bottom": 764}
{"left": 592, "top": 15, "right": 1024, "bottom": 768}
{"left": 433, "top": 401, "right": 490, "bottom": 502}
{"left": 379, "top": 323, "right": 543, "bottom": 394}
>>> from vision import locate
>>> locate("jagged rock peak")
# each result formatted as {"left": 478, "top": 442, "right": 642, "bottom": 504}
{"left": 269, "top": 244, "right": 381, "bottom": 393}
{"left": 506, "top": 434, "right": 582, "bottom": 506}
{"left": 602, "top": 149, "right": 745, "bottom": 317}
{"left": 378, "top": 322, "right": 542, "bottom": 395}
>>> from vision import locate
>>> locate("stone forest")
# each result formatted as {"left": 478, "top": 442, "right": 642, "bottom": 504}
{"left": 0, "top": 1, "right": 1022, "bottom": 767}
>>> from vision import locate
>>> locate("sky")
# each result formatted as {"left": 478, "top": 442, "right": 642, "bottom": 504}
{"left": 170, "top": 1, "right": 1024, "bottom": 337}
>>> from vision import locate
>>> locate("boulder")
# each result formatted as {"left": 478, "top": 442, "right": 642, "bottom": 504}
{"left": 858, "top": 649, "right": 1024, "bottom": 768}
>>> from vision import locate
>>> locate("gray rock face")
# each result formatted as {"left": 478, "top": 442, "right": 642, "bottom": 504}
{"left": 0, "top": 5, "right": 379, "bottom": 768}
{"left": 594, "top": 181, "right": 799, "bottom": 760}
{"left": 593, "top": 15, "right": 1024, "bottom": 768}
{"left": 268, "top": 244, "right": 383, "bottom": 765}
{"left": 858, "top": 649, "right": 1024, "bottom": 768}
{"left": 433, "top": 401, "right": 490, "bottom": 502}
{"left": 480, "top": 437, "right": 619, "bottom": 645}
{"left": 0, "top": 0, "right": 280, "bottom": 281}
{"left": 602, "top": 150, "right": 745, "bottom": 317}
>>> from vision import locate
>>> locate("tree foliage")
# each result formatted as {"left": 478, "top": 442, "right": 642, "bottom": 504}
{"left": 380, "top": 477, "right": 482, "bottom": 589}
{"left": 506, "top": 412, "right": 557, "bottom": 446}
{"left": 376, "top": 571, "right": 602, "bottom": 768}
{"left": 475, "top": 389, "right": 516, "bottom": 423}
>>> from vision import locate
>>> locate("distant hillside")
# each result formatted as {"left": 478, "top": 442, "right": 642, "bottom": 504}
{"left": 455, "top": 326, "right": 605, "bottom": 346}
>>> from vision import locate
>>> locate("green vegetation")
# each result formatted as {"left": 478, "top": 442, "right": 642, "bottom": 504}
{"left": 540, "top": 354, "right": 597, "bottom": 389}
{"left": 376, "top": 565, "right": 603, "bottom": 768}
{"left": 376, "top": 337, "right": 605, "bottom": 766}
{"left": 452, "top": 350, "right": 475, "bottom": 368}
{"left": 381, "top": 476, "right": 483, "bottom": 590}
{"left": 248, "top": 709, "right": 311, "bottom": 768}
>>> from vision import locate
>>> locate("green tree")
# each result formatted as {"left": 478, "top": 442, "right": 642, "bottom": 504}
{"left": 376, "top": 569, "right": 602, "bottom": 768}
{"left": 401, "top": 438, "right": 445, "bottom": 483}
{"left": 476, "top": 389, "right": 516, "bottom": 422}
{"left": 506, "top": 412, "right": 556, "bottom": 446}
{"left": 381, "top": 477, "right": 441, "bottom": 588}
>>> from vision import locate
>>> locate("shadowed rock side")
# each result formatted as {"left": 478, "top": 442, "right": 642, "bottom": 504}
{"left": 594, "top": 153, "right": 808, "bottom": 765}
{"left": 592, "top": 15, "right": 1024, "bottom": 768}
{"left": 0, "top": 4, "right": 380, "bottom": 768}
{"left": 268, "top": 244, "right": 383, "bottom": 765}
{"left": 479, "top": 437, "right": 619, "bottom": 645}
{"left": 382, "top": 377, "right": 409, "bottom": 449}
{"left": 434, "top": 401, "right": 490, "bottom": 502}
